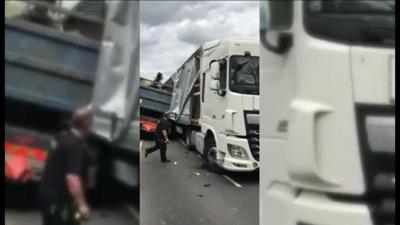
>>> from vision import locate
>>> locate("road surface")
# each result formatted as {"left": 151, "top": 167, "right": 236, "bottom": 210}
{"left": 5, "top": 207, "right": 137, "bottom": 225}
{"left": 5, "top": 183, "right": 139, "bottom": 225}
{"left": 140, "top": 139, "right": 259, "bottom": 225}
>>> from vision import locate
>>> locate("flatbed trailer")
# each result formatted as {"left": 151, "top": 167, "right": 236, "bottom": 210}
{"left": 5, "top": 17, "right": 170, "bottom": 184}
{"left": 6, "top": 19, "right": 171, "bottom": 114}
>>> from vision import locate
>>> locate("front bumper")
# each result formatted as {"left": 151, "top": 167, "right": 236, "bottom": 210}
{"left": 217, "top": 134, "right": 259, "bottom": 172}
{"left": 294, "top": 193, "right": 376, "bottom": 225}
{"left": 262, "top": 188, "right": 378, "bottom": 225}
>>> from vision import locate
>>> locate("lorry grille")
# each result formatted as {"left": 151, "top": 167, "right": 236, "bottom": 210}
{"left": 244, "top": 111, "right": 260, "bottom": 161}
{"left": 355, "top": 104, "right": 395, "bottom": 225}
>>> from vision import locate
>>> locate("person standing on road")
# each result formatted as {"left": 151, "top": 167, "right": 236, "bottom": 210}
{"left": 145, "top": 112, "right": 171, "bottom": 163}
{"left": 38, "top": 106, "right": 93, "bottom": 225}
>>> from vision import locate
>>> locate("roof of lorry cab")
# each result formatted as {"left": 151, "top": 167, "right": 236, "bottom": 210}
{"left": 170, "top": 36, "right": 258, "bottom": 78}
{"left": 202, "top": 36, "right": 258, "bottom": 48}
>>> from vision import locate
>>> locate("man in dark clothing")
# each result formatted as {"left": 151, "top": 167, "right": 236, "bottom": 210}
{"left": 38, "top": 106, "right": 92, "bottom": 225}
{"left": 145, "top": 112, "right": 170, "bottom": 163}
{"left": 151, "top": 72, "right": 164, "bottom": 89}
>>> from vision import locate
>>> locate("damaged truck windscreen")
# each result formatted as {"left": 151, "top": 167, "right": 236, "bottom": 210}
{"left": 229, "top": 56, "right": 259, "bottom": 95}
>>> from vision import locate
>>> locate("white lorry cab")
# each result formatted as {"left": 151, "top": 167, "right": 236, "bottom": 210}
{"left": 169, "top": 37, "right": 260, "bottom": 172}
{"left": 260, "top": 1, "right": 395, "bottom": 225}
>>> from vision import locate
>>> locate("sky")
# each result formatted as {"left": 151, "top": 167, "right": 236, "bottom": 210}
{"left": 140, "top": 1, "right": 259, "bottom": 81}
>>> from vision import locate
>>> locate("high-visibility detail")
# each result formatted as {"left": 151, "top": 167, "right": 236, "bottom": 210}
{"left": 5, "top": 163, "right": 12, "bottom": 178}
{"left": 5, "top": 155, "right": 31, "bottom": 182}
{"left": 140, "top": 120, "right": 157, "bottom": 133}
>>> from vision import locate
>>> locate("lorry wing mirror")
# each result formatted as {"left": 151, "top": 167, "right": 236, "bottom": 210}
{"left": 260, "top": 31, "right": 293, "bottom": 55}
{"left": 210, "top": 80, "right": 220, "bottom": 91}
{"left": 210, "top": 61, "right": 220, "bottom": 79}
{"left": 260, "top": 1, "right": 293, "bottom": 54}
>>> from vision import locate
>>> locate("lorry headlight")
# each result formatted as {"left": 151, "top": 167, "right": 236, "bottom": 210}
{"left": 246, "top": 113, "right": 259, "bottom": 125}
{"left": 227, "top": 144, "right": 249, "bottom": 159}
{"left": 366, "top": 116, "right": 395, "bottom": 153}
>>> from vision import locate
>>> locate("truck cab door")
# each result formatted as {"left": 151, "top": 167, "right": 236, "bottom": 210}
{"left": 91, "top": 1, "right": 140, "bottom": 152}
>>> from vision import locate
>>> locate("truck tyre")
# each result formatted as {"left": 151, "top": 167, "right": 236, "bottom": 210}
{"left": 203, "top": 137, "right": 221, "bottom": 173}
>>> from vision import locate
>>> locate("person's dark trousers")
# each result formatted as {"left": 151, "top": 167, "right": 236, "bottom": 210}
{"left": 146, "top": 134, "right": 167, "bottom": 161}
{"left": 39, "top": 199, "right": 80, "bottom": 225}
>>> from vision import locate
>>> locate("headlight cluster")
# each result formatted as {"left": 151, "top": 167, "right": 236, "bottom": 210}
{"left": 246, "top": 113, "right": 259, "bottom": 125}
{"left": 366, "top": 116, "right": 395, "bottom": 153}
{"left": 228, "top": 144, "right": 249, "bottom": 159}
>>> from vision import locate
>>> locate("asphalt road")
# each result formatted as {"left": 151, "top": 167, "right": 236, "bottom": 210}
{"left": 140, "top": 139, "right": 259, "bottom": 225}
{"left": 5, "top": 183, "right": 138, "bottom": 225}
{"left": 5, "top": 207, "right": 136, "bottom": 225}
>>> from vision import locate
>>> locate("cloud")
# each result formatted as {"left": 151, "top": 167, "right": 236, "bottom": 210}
{"left": 140, "top": 1, "right": 259, "bottom": 80}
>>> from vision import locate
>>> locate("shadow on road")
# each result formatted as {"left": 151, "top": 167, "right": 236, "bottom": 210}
{"left": 193, "top": 160, "right": 260, "bottom": 185}
{"left": 221, "top": 170, "right": 259, "bottom": 185}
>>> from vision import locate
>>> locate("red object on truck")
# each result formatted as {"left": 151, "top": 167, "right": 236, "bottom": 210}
{"left": 140, "top": 119, "right": 157, "bottom": 133}
{"left": 5, "top": 141, "right": 48, "bottom": 182}
{"left": 5, "top": 125, "right": 52, "bottom": 182}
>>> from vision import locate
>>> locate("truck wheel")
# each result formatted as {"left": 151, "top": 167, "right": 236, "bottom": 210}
{"left": 203, "top": 137, "right": 221, "bottom": 173}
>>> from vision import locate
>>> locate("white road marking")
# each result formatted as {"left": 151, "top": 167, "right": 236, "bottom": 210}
{"left": 222, "top": 175, "right": 242, "bottom": 188}
{"left": 124, "top": 204, "right": 140, "bottom": 222}
{"left": 140, "top": 140, "right": 143, "bottom": 151}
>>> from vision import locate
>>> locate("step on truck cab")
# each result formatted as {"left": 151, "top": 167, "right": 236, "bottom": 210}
{"left": 260, "top": 1, "right": 395, "bottom": 225}
{"left": 170, "top": 37, "right": 260, "bottom": 172}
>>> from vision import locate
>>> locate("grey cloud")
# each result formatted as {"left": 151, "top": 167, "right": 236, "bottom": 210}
{"left": 140, "top": 1, "right": 250, "bottom": 27}
{"left": 140, "top": 1, "right": 259, "bottom": 80}
{"left": 140, "top": 1, "right": 200, "bottom": 26}
{"left": 177, "top": 24, "right": 214, "bottom": 45}
{"left": 140, "top": 24, "right": 161, "bottom": 50}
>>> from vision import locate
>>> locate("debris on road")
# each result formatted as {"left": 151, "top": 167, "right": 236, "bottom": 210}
{"left": 204, "top": 184, "right": 211, "bottom": 187}
{"left": 193, "top": 172, "right": 200, "bottom": 176}
{"left": 197, "top": 194, "right": 204, "bottom": 197}
{"left": 173, "top": 161, "right": 178, "bottom": 165}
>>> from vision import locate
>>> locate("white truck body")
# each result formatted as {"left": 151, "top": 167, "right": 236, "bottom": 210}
{"left": 260, "top": 1, "right": 395, "bottom": 225}
{"left": 91, "top": 1, "right": 139, "bottom": 188}
{"left": 170, "top": 37, "right": 260, "bottom": 172}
